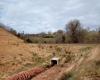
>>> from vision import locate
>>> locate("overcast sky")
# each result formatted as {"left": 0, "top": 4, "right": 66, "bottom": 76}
{"left": 0, "top": 0, "right": 100, "bottom": 33}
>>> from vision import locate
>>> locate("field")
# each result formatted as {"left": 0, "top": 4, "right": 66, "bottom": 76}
{"left": 0, "top": 28, "right": 100, "bottom": 80}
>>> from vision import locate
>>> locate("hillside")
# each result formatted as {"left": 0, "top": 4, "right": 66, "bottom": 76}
{"left": 0, "top": 28, "right": 23, "bottom": 45}
{"left": 0, "top": 28, "right": 34, "bottom": 79}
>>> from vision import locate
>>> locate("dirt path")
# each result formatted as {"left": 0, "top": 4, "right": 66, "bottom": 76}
{"left": 31, "top": 59, "right": 85, "bottom": 80}
{"left": 31, "top": 66, "right": 63, "bottom": 80}
{"left": 31, "top": 65, "right": 75, "bottom": 80}
{"left": 31, "top": 46, "right": 97, "bottom": 80}
{"left": 31, "top": 61, "right": 84, "bottom": 80}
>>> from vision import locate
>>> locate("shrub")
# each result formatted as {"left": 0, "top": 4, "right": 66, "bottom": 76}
{"left": 25, "top": 39, "right": 33, "bottom": 43}
{"left": 56, "top": 47, "right": 62, "bottom": 52}
{"left": 95, "top": 60, "right": 100, "bottom": 66}
{"left": 32, "top": 53, "right": 45, "bottom": 65}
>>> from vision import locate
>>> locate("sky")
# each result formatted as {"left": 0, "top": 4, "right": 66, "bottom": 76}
{"left": 0, "top": 0, "right": 100, "bottom": 33}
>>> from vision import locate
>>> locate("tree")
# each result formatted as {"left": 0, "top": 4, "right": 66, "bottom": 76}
{"left": 9, "top": 28, "right": 17, "bottom": 36}
{"left": 97, "top": 27, "right": 100, "bottom": 43}
{"left": 55, "top": 30, "right": 65, "bottom": 43}
{"left": 66, "top": 20, "right": 85, "bottom": 43}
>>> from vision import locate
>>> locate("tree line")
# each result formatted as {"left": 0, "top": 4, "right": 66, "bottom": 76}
{"left": 2, "top": 20, "right": 100, "bottom": 43}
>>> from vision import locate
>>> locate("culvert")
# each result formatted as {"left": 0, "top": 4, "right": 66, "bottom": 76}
{"left": 51, "top": 57, "right": 60, "bottom": 66}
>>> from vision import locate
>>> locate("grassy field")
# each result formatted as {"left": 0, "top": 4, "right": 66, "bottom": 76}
{"left": 0, "top": 28, "right": 100, "bottom": 80}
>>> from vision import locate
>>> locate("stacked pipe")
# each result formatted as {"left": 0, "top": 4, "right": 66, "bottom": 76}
{"left": 6, "top": 67, "right": 46, "bottom": 80}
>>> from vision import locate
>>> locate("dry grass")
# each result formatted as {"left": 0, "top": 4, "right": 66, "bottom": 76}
{"left": 0, "top": 28, "right": 99, "bottom": 80}
{"left": 59, "top": 45, "right": 100, "bottom": 80}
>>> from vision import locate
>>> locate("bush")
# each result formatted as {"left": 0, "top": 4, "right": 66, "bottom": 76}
{"left": 25, "top": 39, "right": 33, "bottom": 43}
{"left": 32, "top": 53, "right": 45, "bottom": 65}
{"left": 95, "top": 60, "right": 100, "bottom": 66}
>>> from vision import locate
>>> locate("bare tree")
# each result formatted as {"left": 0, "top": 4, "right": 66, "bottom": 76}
{"left": 66, "top": 20, "right": 85, "bottom": 43}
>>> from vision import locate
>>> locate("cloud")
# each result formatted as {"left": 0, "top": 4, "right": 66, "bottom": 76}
{"left": 0, "top": 0, "right": 100, "bottom": 33}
